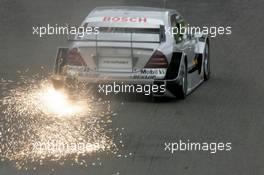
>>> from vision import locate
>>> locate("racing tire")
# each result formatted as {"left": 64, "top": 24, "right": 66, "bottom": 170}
{"left": 175, "top": 60, "right": 188, "bottom": 99}
{"left": 203, "top": 41, "right": 210, "bottom": 81}
{"left": 51, "top": 77, "right": 80, "bottom": 99}
{"left": 52, "top": 78, "right": 64, "bottom": 90}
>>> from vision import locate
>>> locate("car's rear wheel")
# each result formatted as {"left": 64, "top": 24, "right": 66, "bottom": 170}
{"left": 175, "top": 60, "right": 187, "bottom": 99}
{"left": 204, "top": 41, "right": 210, "bottom": 81}
{"left": 52, "top": 78, "right": 64, "bottom": 90}
{"left": 51, "top": 76, "right": 80, "bottom": 98}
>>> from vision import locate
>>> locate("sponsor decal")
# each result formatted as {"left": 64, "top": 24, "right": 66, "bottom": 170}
{"left": 140, "top": 69, "right": 166, "bottom": 75}
{"left": 132, "top": 69, "right": 166, "bottom": 79}
{"left": 102, "top": 16, "right": 147, "bottom": 23}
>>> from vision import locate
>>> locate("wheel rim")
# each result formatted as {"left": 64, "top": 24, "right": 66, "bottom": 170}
{"left": 204, "top": 43, "right": 210, "bottom": 76}
{"left": 182, "top": 65, "right": 187, "bottom": 94}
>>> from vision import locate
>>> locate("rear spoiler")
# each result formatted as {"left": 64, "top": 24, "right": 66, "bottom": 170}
{"left": 67, "top": 25, "right": 166, "bottom": 43}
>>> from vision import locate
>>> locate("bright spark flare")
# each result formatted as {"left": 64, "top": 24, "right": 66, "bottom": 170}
{"left": 32, "top": 85, "right": 86, "bottom": 117}
{"left": 0, "top": 74, "right": 123, "bottom": 170}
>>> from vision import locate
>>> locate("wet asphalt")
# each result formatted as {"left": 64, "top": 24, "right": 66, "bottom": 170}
{"left": 0, "top": 0, "right": 264, "bottom": 174}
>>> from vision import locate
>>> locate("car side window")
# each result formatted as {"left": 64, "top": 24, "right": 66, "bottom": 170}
{"left": 170, "top": 14, "right": 186, "bottom": 43}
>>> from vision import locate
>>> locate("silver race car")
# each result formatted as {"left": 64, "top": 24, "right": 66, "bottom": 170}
{"left": 52, "top": 6, "right": 210, "bottom": 99}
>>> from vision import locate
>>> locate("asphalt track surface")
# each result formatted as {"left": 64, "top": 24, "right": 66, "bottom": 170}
{"left": 0, "top": 0, "right": 264, "bottom": 174}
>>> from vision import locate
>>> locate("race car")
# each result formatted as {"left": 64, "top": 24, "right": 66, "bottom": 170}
{"left": 52, "top": 6, "right": 210, "bottom": 99}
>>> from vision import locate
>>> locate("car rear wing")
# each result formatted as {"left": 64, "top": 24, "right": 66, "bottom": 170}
{"left": 67, "top": 25, "right": 166, "bottom": 43}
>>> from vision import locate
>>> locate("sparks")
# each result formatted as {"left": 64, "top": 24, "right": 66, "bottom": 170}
{"left": 35, "top": 85, "right": 86, "bottom": 117}
{"left": 0, "top": 74, "right": 120, "bottom": 170}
